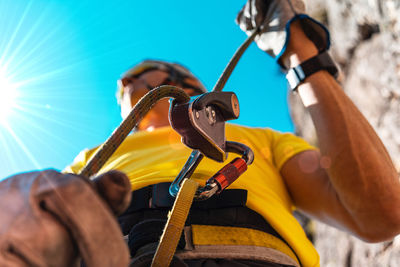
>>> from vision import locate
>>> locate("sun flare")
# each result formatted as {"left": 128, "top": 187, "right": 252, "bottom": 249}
{"left": 0, "top": 70, "right": 18, "bottom": 124}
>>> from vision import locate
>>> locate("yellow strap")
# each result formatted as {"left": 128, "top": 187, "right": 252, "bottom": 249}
{"left": 151, "top": 178, "right": 198, "bottom": 267}
{"left": 191, "top": 224, "right": 300, "bottom": 266}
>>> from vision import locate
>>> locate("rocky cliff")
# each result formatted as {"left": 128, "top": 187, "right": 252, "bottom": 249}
{"left": 290, "top": 0, "right": 400, "bottom": 265}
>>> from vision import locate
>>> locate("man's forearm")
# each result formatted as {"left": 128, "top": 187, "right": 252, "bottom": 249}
{"left": 281, "top": 21, "right": 400, "bottom": 240}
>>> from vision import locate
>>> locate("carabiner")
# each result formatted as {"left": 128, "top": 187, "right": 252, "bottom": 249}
{"left": 169, "top": 150, "right": 203, "bottom": 197}
{"left": 169, "top": 141, "right": 254, "bottom": 200}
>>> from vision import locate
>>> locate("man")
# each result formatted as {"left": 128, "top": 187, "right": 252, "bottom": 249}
{"left": 1, "top": 1, "right": 399, "bottom": 266}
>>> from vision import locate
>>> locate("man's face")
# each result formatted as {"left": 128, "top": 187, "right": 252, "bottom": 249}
{"left": 119, "top": 69, "right": 203, "bottom": 131}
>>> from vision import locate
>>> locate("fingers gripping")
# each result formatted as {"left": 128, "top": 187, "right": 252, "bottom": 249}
{"left": 37, "top": 171, "right": 130, "bottom": 267}
{"left": 0, "top": 170, "right": 130, "bottom": 267}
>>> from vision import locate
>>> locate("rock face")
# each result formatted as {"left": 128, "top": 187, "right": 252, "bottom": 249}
{"left": 290, "top": 0, "right": 400, "bottom": 266}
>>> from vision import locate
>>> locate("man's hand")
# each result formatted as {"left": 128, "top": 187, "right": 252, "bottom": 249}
{"left": 0, "top": 170, "right": 131, "bottom": 267}
{"left": 236, "top": 0, "right": 328, "bottom": 61}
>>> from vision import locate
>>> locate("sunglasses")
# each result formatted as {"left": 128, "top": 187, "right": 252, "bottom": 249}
{"left": 117, "top": 61, "right": 207, "bottom": 101}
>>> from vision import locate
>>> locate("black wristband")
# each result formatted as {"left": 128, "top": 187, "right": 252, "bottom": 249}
{"left": 286, "top": 51, "right": 338, "bottom": 91}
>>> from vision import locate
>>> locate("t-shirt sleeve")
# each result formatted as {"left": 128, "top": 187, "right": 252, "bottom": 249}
{"left": 269, "top": 130, "right": 317, "bottom": 171}
{"left": 63, "top": 148, "right": 91, "bottom": 174}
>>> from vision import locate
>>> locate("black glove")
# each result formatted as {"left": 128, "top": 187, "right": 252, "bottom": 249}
{"left": 0, "top": 170, "right": 131, "bottom": 267}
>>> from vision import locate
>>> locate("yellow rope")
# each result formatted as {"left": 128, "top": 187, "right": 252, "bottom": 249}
{"left": 79, "top": 86, "right": 189, "bottom": 178}
{"left": 151, "top": 178, "right": 198, "bottom": 267}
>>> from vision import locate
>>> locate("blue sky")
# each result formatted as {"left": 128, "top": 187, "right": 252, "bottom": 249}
{"left": 0, "top": 0, "right": 294, "bottom": 179}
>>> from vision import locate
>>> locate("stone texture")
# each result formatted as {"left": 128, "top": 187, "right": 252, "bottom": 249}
{"left": 344, "top": 32, "right": 400, "bottom": 171}
{"left": 289, "top": 0, "right": 400, "bottom": 266}
{"left": 314, "top": 223, "right": 400, "bottom": 267}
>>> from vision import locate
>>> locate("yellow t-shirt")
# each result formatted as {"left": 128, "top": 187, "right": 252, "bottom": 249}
{"left": 65, "top": 124, "right": 320, "bottom": 267}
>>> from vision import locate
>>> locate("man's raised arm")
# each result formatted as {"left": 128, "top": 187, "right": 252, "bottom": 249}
{"left": 237, "top": 0, "right": 400, "bottom": 242}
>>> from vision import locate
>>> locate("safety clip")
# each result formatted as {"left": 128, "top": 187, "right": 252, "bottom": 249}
{"left": 169, "top": 91, "right": 240, "bottom": 162}
{"left": 169, "top": 91, "right": 254, "bottom": 200}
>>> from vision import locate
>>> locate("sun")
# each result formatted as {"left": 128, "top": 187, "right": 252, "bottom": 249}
{"left": 0, "top": 70, "right": 18, "bottom": 124}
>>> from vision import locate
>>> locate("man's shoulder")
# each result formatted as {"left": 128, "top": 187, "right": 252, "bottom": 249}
{"left": 226, "top": 123, "right": 285, "bottom": 136}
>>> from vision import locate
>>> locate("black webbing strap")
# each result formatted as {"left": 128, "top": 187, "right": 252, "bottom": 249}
{"left": 121, "top": 207, "right": 285, "bottom": 258}
{"left": 286, "top": 51, "right": 338, "bottom": 91}
{"left": 121, "top": 182, "right": 248, "bottom": 215}
{"left": 118, "top": 183, "right": 296, "bottom": 261}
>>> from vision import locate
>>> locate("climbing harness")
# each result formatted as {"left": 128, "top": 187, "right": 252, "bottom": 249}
{"left": 79, "top": 28, "right": 264, "bottom": 267}
{"left": 152, "top": 29, "right": 259, "bottom": 267}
